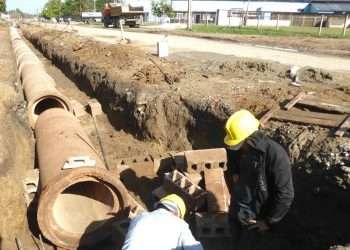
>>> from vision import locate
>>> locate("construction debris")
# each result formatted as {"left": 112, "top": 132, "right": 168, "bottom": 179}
{"left": 260, "top": 92, "right": 350, "bottom": 137}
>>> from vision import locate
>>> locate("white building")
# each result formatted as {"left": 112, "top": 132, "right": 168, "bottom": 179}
{"left": 171, "top": 0, "right": 309, "bottom": 25}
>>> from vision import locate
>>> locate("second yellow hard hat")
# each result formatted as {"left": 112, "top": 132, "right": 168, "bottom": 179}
{"left": 224, "top": 109, "right": 260, "bottom": 147}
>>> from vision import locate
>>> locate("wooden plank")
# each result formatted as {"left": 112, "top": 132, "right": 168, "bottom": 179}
{"left": 335, "top": 115, "right": 350, "bottom": 137}
{"left": 283, "top": 92, "right": 307, "bottom": 110}
{"left": 298, "top": 95, "right": 350, "bottom": 114}
{"left": 259, "top": 106, "right": 280, "bottom": 127}
{"left": 272, "top": 109, "right": 346, "bottom": 127}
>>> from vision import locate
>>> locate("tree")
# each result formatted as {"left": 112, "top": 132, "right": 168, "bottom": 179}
{"left": 42, "top": 0, "right": 96, "bottom": 18}
{"left": 41, "top": 0, "right": 61, "bottom": 18}
{"left": 151, "top": 0, "right": 175, "bottom": 18}
{"left": 96, "top": 0, "right": 108, "bottom": 12}
{"left": 0, "top": 0, "right": 6, "bottom": 12}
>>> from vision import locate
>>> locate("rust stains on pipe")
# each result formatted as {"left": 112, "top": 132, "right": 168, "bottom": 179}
{"left": 10, "top": 28, "right": 72, "bottom": 128}
{"left": 35, "top": 108, "right": 129, "bottom": 249}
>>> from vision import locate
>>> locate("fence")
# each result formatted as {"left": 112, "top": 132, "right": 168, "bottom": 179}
{"left": 175, "top": 10, "right": 350, "bottom": 36}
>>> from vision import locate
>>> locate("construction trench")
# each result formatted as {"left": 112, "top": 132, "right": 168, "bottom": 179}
{"left": 0, "top": 21, "right": 350, "bottom": 250}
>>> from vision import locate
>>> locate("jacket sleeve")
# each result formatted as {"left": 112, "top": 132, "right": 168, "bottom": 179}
{"left": 179, "top": 226, "right": 204, "bottom": 250}
{"left": 265, "top": 145, "right": 294, "bottom": 225}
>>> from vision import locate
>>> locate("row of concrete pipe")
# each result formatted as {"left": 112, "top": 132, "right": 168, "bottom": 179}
{"left": 10, "top": 28, "right": 129, "bottom": 249}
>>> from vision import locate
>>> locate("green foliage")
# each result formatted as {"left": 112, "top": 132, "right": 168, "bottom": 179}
{"left": 42, "top": 0, "right": 100, "bottom": 18}
{"left": 151, "top": 0, "right": 174, "bottom": 18}
{"left": 0, "top": 0, "right": 6, "bottom": 12}
{"left": 188, "top": 24, "right": 350, "bottom": 39}
{"left": 41, "top": 0, "right": 61, "bottom": 18}
{"left": 96, "top": 0, "right": 108, "bottom": 12}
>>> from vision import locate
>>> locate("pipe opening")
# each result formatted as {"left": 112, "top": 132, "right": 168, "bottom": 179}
{"left": 34, "top": 97, "right": 66, "bottom": 116}
{"left": 52, "top": 181, "right": 115, "bottom": 235}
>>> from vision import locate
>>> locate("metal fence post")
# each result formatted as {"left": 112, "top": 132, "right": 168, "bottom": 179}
{"left": 318, "top": 15, "right": 324, "bottom": 36}
{"left": 343, "top": 14, "right": 349, "bottom": 36}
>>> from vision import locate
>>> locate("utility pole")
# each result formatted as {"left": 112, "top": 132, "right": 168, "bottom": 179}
{"left": 94, "top": 0, "right": 96, "bottom": 12}
{"left": 187, "top": 0, "right": 192, "bottom": 30}
{"left": 343, "top": 14, "right": 349, "bottom": 36}
{"left": 244, "top": 0, "right": 250, "bottom": 26}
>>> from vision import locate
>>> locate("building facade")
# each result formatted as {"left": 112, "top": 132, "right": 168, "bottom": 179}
{"left": 171, "top": 0, "right": 309, "bottom": 24}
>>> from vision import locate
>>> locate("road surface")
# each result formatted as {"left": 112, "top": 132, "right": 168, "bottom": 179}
{"left": 43, "top": 23, "right": 350, "bottom": 72}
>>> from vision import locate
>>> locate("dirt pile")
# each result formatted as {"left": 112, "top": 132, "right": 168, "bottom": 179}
{"left": 299, "top": 67, "right": 334, "bottom": 84}
{"left": 0, "top": 26, "right": 34, "bottom": 250}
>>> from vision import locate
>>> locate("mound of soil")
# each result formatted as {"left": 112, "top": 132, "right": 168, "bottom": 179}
{"left": 299, "top": 67, "right": 334, "bottom": 84}
{"left": 0, "top": 26, "right": 34, "bottom": 249}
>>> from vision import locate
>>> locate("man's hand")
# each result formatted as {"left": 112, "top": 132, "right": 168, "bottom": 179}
{"left": 247, "top": 220, "right": 270, "bottom": 232}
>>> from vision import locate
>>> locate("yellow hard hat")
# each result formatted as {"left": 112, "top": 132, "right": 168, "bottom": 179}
{"left": 224, "top": 109, "right": 259, "bottom": 147}
{"left": 159, "top": 194, "right": 186, "bottom": 219}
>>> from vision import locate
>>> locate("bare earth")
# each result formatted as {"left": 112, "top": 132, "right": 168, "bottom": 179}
{"left": 41, "top": 23, "right": 350, "bottom": 72}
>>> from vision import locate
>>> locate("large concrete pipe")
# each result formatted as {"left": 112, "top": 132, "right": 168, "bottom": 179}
{"left": 10, "top": 28, "right": 72, "bottom": 128}
{"left": 35, "top": 108, "right": 129, "bottom": 249}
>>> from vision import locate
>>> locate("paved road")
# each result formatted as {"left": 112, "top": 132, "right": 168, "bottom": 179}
{"left": 46, "top": 24, "right": 350, "bottom": 72}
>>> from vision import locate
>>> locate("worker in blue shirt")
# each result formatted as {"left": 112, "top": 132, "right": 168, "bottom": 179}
{"left": 122, "top": 194, "right": 203, "bottom": 250}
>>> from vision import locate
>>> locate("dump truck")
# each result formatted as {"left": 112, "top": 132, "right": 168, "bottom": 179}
{"left": 102, "top": 3, "right": 144, "bottom": 28}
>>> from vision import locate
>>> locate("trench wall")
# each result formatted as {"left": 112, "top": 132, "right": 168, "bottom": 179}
{"left": 21, "top": 25, "right": 233, "bottom": 151}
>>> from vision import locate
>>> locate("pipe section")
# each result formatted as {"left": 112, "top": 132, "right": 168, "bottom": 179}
{"left": 35, "top": 108, "right": 129, "bottom": 249}
{"left": 10, "top": 27, "right": 72, "bottom": 128}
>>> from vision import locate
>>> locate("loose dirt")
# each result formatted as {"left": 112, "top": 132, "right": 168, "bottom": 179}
{"left": 1, "top": 22, "right": 350, "bottom": 250}
{"left": 0, "top": 23, "right": 34, "bottom": 250}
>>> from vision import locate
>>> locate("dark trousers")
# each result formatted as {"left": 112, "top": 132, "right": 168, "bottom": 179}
{"left": 231, "top": 218, "right": 262, "bottom": 250}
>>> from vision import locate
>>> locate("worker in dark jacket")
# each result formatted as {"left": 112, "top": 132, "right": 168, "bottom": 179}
{"left": 224, "top": 109, "right": 294, "bottom": 250}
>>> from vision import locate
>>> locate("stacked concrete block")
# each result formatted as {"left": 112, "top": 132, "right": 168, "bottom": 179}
{"left": 162, "top": 170, "right": 207, "bottom": 211}
{"left": 204, "top": 168, "right": 230, "bottom": 213}
{"left": 195, "top": 213, "right": 231, "bottom": 238}
{"left": 152, "top": 151, "right": 179, "bottom": 174}
{"left": 184, "top": 148, "right": 227, "bottom": 173}
{"left": 184, "top": 172, "right": 202, "bottom": 186}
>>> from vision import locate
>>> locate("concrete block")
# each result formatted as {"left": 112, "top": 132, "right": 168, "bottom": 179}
{"left": 117, "top": 155, "right": 155, "bottom": 177}
{"left": 184, "top": 148, "right": 227, "bottom": 173}
{"left": 184, "top": 172, "right": 202, "bottom": 186}
{"left": 87, "top": 98, "right": 103, "bottom": 116}
{"left": 195, "top": 213, "right": 231, "bottom": 238}
{"left": 70, "top": 99, "right": 87, "bottom": 118}
{"left": 204, "top": 168, "right": 230, "bottom": 213}
{"left": 163, "top": 170, "right": 207, "bottom": 211}
{"left": 152, "top": 152, "right": 178, "bottom": 174}
{"left": 170, "top": 151, "right": 186, "bottom": 171}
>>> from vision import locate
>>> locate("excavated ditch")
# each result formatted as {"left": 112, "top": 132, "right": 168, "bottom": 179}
{"left": 20, "top": 24, "right": 350, "bottom": 250}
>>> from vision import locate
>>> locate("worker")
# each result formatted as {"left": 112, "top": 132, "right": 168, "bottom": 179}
{"left": 224, "top": 109, "right": 294, "bottom": 250}
{"left": 122, "top": 194, "right": 203, "bottom": 250}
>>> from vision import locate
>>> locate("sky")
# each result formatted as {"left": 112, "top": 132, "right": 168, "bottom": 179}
{"left": 7, "top": 0, "right": 48, "bottom": 14}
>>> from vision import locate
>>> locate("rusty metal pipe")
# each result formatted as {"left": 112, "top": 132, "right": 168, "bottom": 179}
{"left": 10, "top": 28, "right": 72, "bottom": 128}
{"left": 35, "top": 108, "right": 129, "bottom": 249}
